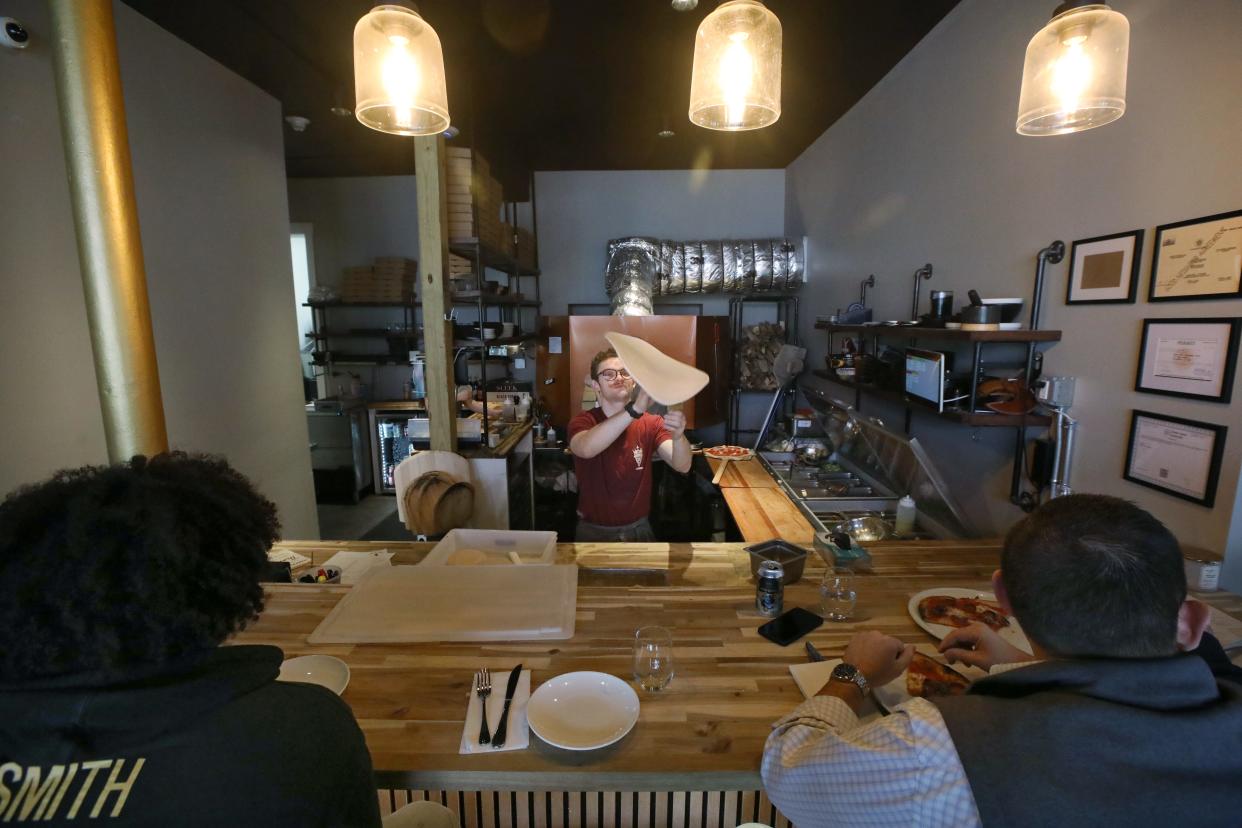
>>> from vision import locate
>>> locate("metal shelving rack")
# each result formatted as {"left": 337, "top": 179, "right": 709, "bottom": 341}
{"left": 305, "top": 172, "right": 541, "bottom": 438}
{"left": 726, "top": 294, "right": 800, "bottom": 446}
{"left": 813, "top": 321, "right": 1062, "bottom": 505}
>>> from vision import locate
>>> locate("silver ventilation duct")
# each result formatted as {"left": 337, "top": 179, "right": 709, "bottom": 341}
{"left": 606, "top": 237, "right": 803, "bottom": 315}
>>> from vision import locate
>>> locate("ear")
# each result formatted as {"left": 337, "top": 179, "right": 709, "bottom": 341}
{"left": 991, "top": 569, "right": 1014, "bottom": 616}
{"left": 1176, "top": 598, "right": 1212, "bottom": 651}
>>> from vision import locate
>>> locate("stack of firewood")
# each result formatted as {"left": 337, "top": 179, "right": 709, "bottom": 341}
{"left": 736, "top": 322, "right": 786, "bottom": 390}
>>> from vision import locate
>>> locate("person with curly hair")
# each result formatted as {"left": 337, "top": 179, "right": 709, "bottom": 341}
{"left": 0, "top": 453, "right": 381, "bottom": 826}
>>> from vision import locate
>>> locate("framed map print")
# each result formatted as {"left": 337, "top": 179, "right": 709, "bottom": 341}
{"left": 1149, "top": 209, "right": 1242, "bottom": 302}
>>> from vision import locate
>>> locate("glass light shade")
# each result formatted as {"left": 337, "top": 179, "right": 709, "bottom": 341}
{"left": 689, "top": 0, "right": 781, "bottom": 131}
{"left": 1016, "top": 4, "right": 1128, "bottom": 136}
{"left": 354, "top": 5, "right": 450, "bottom": 136}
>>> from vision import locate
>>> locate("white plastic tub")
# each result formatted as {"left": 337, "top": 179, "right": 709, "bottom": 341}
{"left": 421, "top": 528, "right": 557, "bottom": 566}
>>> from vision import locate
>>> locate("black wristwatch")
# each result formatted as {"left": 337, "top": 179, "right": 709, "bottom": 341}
{"left": 829, "top": 662, "right": 870, "bottom": 696}
{"left": 624, "top": 403, "right": 642, "bottom": 420}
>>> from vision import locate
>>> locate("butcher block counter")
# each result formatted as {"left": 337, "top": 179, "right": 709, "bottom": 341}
{"left": 235, "top": 539, "right": 1242, "bottom": 810}
{"left": 706, "top": 456, "right": 816, "bottom": 545}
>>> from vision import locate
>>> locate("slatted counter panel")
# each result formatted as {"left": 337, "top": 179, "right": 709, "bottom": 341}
{"left": 243, "top": 540, "right": 1242, "bottom": 827}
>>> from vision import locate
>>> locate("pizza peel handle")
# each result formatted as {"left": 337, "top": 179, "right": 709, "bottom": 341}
{"left": 711, "top": 456, "right": 730, "bottom": 486}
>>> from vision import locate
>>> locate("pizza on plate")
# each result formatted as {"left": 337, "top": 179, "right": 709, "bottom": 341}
{"left": 703, "top": 445, "right": 753, "bottom": 459}
{"left": 917, "top": 594, "right": 1010, "bottom": 631}
{"left": 906, "top": 653, "right": 971, "bottom": 698}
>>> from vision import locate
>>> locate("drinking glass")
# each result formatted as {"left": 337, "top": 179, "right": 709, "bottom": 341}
{"left": 819, "top": 571, "right": 857, "bottom": 621}
{"left": 633, "top": 626, "right": 675, "bottom": 691}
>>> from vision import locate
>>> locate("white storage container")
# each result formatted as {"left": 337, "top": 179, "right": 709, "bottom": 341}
{"left": 422, "top": 528, "right": 557, "bottom": 566}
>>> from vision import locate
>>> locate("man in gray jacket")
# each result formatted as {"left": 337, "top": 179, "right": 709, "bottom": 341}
{"left": 762, "top": 494, "right": 1242, "bottom": 827}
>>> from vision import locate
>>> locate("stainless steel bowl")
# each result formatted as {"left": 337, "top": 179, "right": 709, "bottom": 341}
{"left": 795, "top": 442, "right": 831, "bottom": 466}
{"left": 831, "top": 515, "right": 892, "bottom": 543}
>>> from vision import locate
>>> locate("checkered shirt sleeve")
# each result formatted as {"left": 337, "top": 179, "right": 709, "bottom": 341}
{"left": 760, "top": 695, "right": 981, "bottom": 828}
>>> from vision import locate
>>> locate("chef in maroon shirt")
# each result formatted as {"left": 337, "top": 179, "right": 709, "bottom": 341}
{"left": 568, "top": 348, "right": 692, "bottom": 541}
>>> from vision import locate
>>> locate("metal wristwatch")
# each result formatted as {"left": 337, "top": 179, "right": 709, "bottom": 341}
{"left": 624, "top": 403, "right": 642, "bottom": 419}
{"left": 829, "top": 662, "right": 870, "bottom": 697}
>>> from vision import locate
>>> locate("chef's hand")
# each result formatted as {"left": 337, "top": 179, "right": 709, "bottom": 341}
{"left": 663, "top": 410, "right": 686, "bottom": 440}
{"left": 939, "top": 622, "right": 1034, "bottom": 670}
{"left": 632, "top": 388, "right": 653, "bottom": 414}
{"left": 842, "top": 630, "right": 914, "bottom": 687}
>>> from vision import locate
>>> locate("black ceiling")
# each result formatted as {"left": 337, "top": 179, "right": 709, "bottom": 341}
{"left": 121, "top": 0, "right": 958, "bottom": 196}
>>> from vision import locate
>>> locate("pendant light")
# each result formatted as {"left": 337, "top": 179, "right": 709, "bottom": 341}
{"left": 353, "top": 3, "right": 449, "bottom": 136}
{"left": 1016, "top": 2, "right": 1129, "bottom": 136}
{"left": 689, "top": 0, "right": 781, "bottom": 131}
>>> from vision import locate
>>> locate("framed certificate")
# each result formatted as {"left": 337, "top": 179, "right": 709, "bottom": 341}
{"left": 1123, "top": 411, "right": 1227, "bottom": 507}
{"left": 1148, "top": 208, "right": 1242, "bottom": 302}
{"left": 1066, "top": 229, "right": 1143, "bottom": 304}
{"left": 1135, "top": 318, "right": 1240, "bottom": 403}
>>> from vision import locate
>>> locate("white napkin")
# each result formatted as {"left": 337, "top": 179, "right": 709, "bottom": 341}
{"left": 321, "top": 550, "right": 393, "bottom": 585}
{"left": 789, "top": 659, "right": 910, "bottom": 714}
{"left": 268, "top": 547, "right": 311, "bottom": 569}
{"left": 460, "top": 669, "right": 531, "bottom": 754}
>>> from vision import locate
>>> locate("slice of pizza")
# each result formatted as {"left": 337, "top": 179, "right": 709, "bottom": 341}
{"left": 917, "top": 595, "right": 1011, "bottom": 631}
{"left": 906, "top": 652, "right": 971, "bottom": 698}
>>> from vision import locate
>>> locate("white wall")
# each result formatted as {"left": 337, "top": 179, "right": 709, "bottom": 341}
{"left": 287, "top": 176, "right": 421, "bottom": 291}
{"left": 534, "top": 169, "right": 787, "bottom": 316}
{"left": 785, "top": 0, "right": 1242, "bottom": 585}
{"left": 0, "top": 0, "right": 318, "bottom": 538}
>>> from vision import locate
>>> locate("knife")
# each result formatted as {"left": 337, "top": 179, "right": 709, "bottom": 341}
{"left": 806, "top": 641, "right": 891, "bottom": 716}
{"left": 490, "top": 664, "right": 523, "bottom": 748}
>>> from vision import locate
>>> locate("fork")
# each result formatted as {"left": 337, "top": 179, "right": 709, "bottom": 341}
{"left": 475, "top": 669, "right": 492, "bottom": 745}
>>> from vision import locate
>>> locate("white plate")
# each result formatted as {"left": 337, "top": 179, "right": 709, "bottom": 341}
{"left": 908, "top": 587, "right": 1032, "bottom": 655}
{"left": 998, "top": 322, "right": 1024, "bottom": 330}
{"left": 278, "top": 655, "right": 350, "bottom": 695}
{"left": 527, "top": 671, "right": 640, "bottom": 751}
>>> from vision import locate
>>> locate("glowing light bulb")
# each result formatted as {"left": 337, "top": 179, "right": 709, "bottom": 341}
{"left": 381, "top": 34, "right": 420, "bottom": 129}
{"left": 1050, "top": 36, "right": 1092, "bottom": 118}
{"left": 718, "top": 32, "right": 754, "bottom": 127}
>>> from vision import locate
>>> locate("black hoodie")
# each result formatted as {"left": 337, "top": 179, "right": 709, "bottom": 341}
{"left": 0, "top": 645, "right": 380, "bottom": 826}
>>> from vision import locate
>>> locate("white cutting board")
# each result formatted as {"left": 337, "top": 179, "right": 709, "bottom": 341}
{"left": 307, "top": 564, "right": 577, "bottom": 643}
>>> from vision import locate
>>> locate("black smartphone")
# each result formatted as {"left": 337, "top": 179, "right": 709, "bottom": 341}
{"left": 758, "top": 607, "right": 823, "bottom": 646}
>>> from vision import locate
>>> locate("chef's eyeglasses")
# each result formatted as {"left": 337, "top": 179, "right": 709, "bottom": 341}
{"left": 596, "top": 368, "right": 631, "bottom": 381}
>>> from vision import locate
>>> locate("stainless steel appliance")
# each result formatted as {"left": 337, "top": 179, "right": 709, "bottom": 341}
{"left": 306, "top": 401, "right": 372, "bottom": 503}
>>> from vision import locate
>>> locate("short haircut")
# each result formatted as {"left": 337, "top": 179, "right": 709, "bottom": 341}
{"left": 591, "top": 347, "right": 620, "bottom": 380}
{"left": 1001, "top": 494, "right": 1185, "bottom": 658}
{"left": 0, "top": 452, "right": 280, "bottom": 680}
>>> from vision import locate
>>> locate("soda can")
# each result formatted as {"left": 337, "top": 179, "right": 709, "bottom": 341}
{"left": 756, "top": 559, "right": 784, "bottom": 617}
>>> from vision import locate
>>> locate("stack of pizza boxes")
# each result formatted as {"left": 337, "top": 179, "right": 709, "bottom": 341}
{"left": 446, "top": 148, "right": 505, "bottom": 250}
{"left": 340, "top": 257, "right": 417, "bottom": 302}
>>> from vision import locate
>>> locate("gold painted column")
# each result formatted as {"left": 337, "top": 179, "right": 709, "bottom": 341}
{"left": 48, "top": 0, "right": 168, "bottom": 461}
{"left": 414, "top": 136, "right": 457, "bottom": 451}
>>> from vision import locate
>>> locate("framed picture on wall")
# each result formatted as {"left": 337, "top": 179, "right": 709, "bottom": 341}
{"left": 1135, "top": 317, "right": 1240, "bottom": 403}
{"left": 1123, "top": 410, "right": 1227, "bottom": 507}
{"left": 1066, "top": 229, "right": 1143, "bottom": 304}
{"left": 1149, "top": 208, "right": 1242, "bottom": 302}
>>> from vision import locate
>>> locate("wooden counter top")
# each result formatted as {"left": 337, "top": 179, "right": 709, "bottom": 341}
{"left": 704, "top": 456, "right": 815, "bottom": 545}
{"left": 238, "top": 539, "right": 1242, "bottom": 793}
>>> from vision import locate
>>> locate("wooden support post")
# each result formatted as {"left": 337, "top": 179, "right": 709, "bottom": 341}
{"left": 414, "top": 136, "right": 457, "bottom": 452}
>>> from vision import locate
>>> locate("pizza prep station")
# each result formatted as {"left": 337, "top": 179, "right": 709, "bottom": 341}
{"left": 709, "top": 384, "right": 975, "bottom": 546}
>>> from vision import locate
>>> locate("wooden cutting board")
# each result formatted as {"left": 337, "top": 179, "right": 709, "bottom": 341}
{"left": 722, "top": 487, "right": 815, "bottom": 545}
{"left": 705, "top": 457, "right": 777, "bottom": 488}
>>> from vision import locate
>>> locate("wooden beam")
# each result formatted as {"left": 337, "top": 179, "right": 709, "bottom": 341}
{"left": 414, "top": 136, "right": 456, "bottom": 451}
